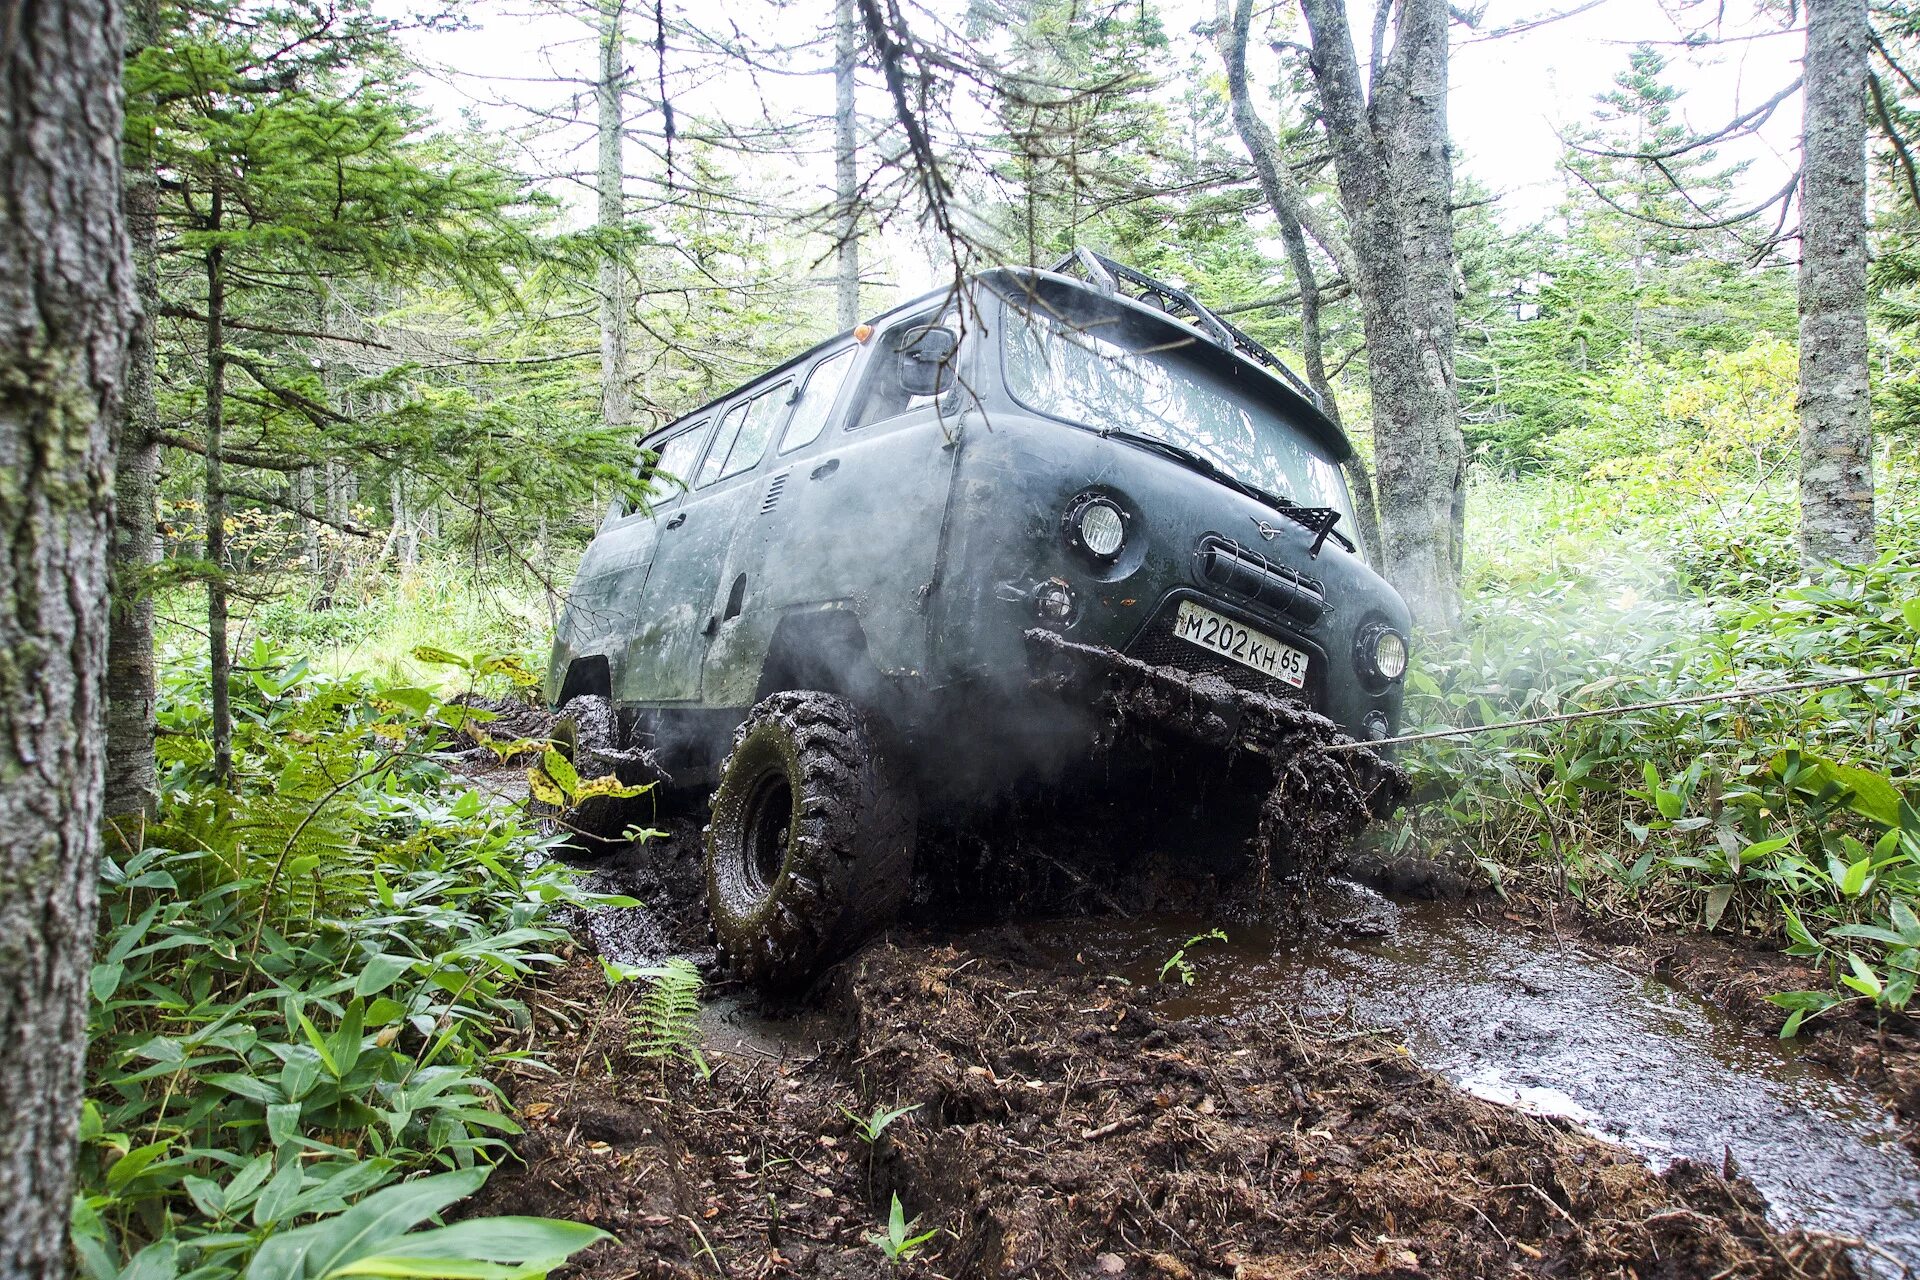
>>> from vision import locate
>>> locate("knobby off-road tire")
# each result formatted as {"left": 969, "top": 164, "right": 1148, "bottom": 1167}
{"left": 705, "top": 690, "right": 917, "bottom": 992}
{"left": 532, "top": 695, "right": 651, "bottom": 856}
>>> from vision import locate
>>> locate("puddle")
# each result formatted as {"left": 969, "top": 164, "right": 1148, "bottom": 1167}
{"left": 1036, "top": 888, "right": 1920, "bottom": 1275}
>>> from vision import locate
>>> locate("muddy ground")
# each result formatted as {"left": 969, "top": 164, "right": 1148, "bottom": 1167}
{"left": 466, "top": 805, "right": 1881, "bottom": 1280}
{"left": 1534, "top": 899, "right": 1920, "bottom": 1159}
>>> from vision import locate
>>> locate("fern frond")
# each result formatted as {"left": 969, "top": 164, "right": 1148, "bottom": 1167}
{"left": 629, "top": 958, "right": 703, "bottom": 1067}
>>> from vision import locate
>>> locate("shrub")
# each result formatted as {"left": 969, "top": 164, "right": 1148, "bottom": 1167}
{"left": 75, "top": 645, "right": 620, "bottom": 1277}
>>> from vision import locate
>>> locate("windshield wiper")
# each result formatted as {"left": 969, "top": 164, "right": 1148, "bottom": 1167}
{"left": 1098, "top": 428, "right": 1355, "bottom": 555}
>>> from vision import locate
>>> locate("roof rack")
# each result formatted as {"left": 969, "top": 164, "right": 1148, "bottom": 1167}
{"left": 1047, "top": 248, "right": 1324, "bottom": 412}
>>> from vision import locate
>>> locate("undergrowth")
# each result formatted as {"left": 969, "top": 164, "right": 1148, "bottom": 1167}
{"left": 1401, "top": 541, "right": 1920, "bottom": 1033}
{"left": 77, "top": 645, "right": 617, "bottom": 1278}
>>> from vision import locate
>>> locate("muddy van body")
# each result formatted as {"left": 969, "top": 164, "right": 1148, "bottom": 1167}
{"left": 545, "top": 252, "right": 1411, "bottom": 989}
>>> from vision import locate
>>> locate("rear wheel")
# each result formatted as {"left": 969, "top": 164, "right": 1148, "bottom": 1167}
{"left": 705, "top": 690, "right": 916, "bottom": 992}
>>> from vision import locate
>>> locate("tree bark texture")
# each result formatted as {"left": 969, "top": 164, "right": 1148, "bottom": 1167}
{"left": 0, "top": 0, "right": 136, "bottom": 1273}
{"left": 106, "top": 0, "right": 161, "bottom": 827}
{"left": 1798, "top": 0, "right": 1875, "bottom": 565}
{"left": 834, "top": 0, "right": 862, "bottom": 331}
{"left": 1298, "top": 0, "right": 1464, "bottom": 631}
{"left": 597, "top": 0, "right": 631, "bottom": 429}
{"left": 1217, "top": 0, "right": 1356, "bottom": 285}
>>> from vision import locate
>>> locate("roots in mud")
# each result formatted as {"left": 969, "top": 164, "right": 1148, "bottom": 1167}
{"left": 1026, "top": 629, "right": 1409, "bottom": 885}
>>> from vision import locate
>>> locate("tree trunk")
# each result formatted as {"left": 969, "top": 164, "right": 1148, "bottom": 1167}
{"left": 1299, "top": 0, "right": 1464, "bottom": 631}
{"left": 1216, "top": 0, "right": 1356, "bottom": 284}
{"left": 105, "top": 0, "right": 162, "bottom": 829}
{"left": 597, "top": 0, "right": 631, "bottom": 429}
{"left": 1277, "top": 213, "right": 1386, "bottom": 569}
{"left": 205, "top": 186, "right": 232, "bottom": 787}
{"left": 834, "top": 0, "right": 863, "bottom": 330}
{"left": 0, "top": 0, "right": 136, "bottom": 1272}
{"left": 1798, "top": 0, "right": 1875, "bottom": 565}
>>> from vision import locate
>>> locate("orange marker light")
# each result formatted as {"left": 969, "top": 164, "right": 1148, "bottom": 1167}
{"left": 853, "top": 323, "right": 873, "bottom": 343}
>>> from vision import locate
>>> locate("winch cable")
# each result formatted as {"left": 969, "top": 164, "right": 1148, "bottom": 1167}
{"left": 1320, "top": 664, "right": 1920, "bottom": 755}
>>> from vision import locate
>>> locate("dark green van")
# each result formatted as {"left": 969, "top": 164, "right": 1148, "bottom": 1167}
{"left": 546, "top": 252, "right": 1411, "bottom": 989}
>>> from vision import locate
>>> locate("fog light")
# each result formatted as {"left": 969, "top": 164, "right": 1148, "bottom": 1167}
{"left": 1365, "top": 710, "right": 1390, "bottom": 741}
{"left": 1033, "top": 577, "right": 1077, "bottom": 627}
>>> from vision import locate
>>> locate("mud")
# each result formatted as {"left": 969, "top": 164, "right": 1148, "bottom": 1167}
{"left": 1026, "top": 630, "right": 1407, "bottom": 882}
{"left": 474, "top": 926, "right": 1856, "bottom": 1280}
{"left": 1036, "top": 897, "right": 1920, "bottom": 1274}
{"left": 1532, "top": 899, "right": 1920, "bottom": 1166}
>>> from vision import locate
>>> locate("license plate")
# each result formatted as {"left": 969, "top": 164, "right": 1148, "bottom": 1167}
{"left": 1172, "top": 600, "right": 1309, "bottom": 688}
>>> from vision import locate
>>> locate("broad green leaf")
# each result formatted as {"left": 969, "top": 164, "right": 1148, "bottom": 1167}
{"left": 267, "top": 1102, "right": 303, "bottom": 1149}
{"left": 254, "top": 1160, "right": 306, "bottom": 1227}
{"left": 1703, "top": 884, "right": 1734, "bottom": 931}
{"left": 106, "top": 1142, "right": 170, "bottom": 1193}
{"left": 409, "top": 646, "right": 469, "bottom": 670}
{"left": 1894, "top": 900, "right": 1920, "bottom": 945}
{"left": 244, "top": 1167, "right": 490, "bottom": 1280}
{"left": 540, "top": 749, "right": 579, "bottom": 796}
{"left": 1840, "top": 855, "right": 1873, "bottom": 897}
{"left": 331, "top": 1216, "right": 609, "bottom": 1269}
{"left": 1843, "top": 953, "right": 1884, "bottom": 1000}
{"left": 355, "top": 955, "right": 417, "bottom": 999}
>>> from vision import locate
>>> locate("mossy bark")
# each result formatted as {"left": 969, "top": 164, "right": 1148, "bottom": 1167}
{"left": 0, "top": 0, "right": 137, "bottom": 1272}
{"left": 106, "top": 0, "right": 162, "bottom": 828}
{"left": 1798, "top": 0, "right": 1876, "bottom": 565}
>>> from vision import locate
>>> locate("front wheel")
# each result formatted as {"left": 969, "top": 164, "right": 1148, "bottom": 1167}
{"left": 705, "top": 690, "right": 917, "bottom": 992}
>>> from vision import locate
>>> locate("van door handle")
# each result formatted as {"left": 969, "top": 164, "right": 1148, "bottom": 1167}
{"left": 665, "top": 511, "right": 687, "bottom": 530}
{"left": 810, "top": 458, "right": 839, "bottom": 481}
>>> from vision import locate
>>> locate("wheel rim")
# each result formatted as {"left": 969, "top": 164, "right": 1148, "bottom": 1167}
{"left": 742, "top": 770, "right": 793, "bottom": 895}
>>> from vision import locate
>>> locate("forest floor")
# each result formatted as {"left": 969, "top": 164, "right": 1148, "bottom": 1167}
{"left": 459, "top": 787, "right": 1920, "bottom": 1280}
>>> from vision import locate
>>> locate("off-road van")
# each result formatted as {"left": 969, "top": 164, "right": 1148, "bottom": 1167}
{"left": 545, "top": 251, "right": 1412, "bottom": 988}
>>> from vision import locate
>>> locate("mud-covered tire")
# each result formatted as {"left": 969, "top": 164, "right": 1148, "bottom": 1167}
{"left": 531, "top": 695, "right": 650, "bottom": 856}
{"left": 705, "top": 690, "right": 917, "bottom": 992}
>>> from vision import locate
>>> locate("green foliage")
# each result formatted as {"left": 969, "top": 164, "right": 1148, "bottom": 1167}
{"left": 1156, "top": 929, "right": 1228, "bottom": 986}
{"left": 840, "top": 1102, "right": 922, "bottom": 1146}
{"left": 867, "top": 1194, "right": 939, "bottom": 1266}
{"left": 1405, "top": 543, "right": 1920, "bottom": 1031}
{"left": 619, "top": 958, "right": 708, "bottom": 1076}
{"left": 77, "top": 646, "right": 623, "bottom": 1276}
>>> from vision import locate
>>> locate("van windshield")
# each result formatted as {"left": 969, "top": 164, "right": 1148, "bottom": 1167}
{"left": 1002, "top": 308, "right": 1356, "bottom": 535}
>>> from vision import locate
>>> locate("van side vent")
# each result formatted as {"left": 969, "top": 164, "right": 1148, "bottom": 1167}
{"left": 760, "top": 472, "right": 788, "bottom": 514}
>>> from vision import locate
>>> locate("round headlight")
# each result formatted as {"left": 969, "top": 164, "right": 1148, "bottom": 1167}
{"left": 1372, "top": 629, "right": 1408, "bottom": 681}
{"left": 1076, "top": 500, "right": 1126, "bottom": 559}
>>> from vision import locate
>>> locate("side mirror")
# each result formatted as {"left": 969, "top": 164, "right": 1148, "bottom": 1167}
{"left": 897, "top": 325, "right": 958, "bottom": 397}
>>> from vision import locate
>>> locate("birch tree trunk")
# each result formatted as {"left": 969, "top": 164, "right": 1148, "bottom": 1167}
{"left": 597, "top": 0, "right": 631, "bottom": 429}
{"left": 1798, "top": 0, "right": 1875, "bottom": 565}
{"left": 0, "top": 0, "right": 137, "bottom": 1271}
{"left": 106, "top": 0, "right": 162, "bottom": 827}
{"left": 1299, "top": 0, "right": 1464, "bottom": 630}
{"left": 834, "top": 0, "right": 862, "bottom": 330}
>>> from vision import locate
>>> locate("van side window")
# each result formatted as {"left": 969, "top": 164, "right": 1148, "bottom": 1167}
{"left": 779, "top": 348, "right": 856, "bottom": 453}
{"left": 851, "top": 309, "right": 962, "bottom": 430}
{"left": 643, "top": 422, "right": 708, "bottom": 504}
{"left": 699, "top": 381, "right": 791, "bottom": 486}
